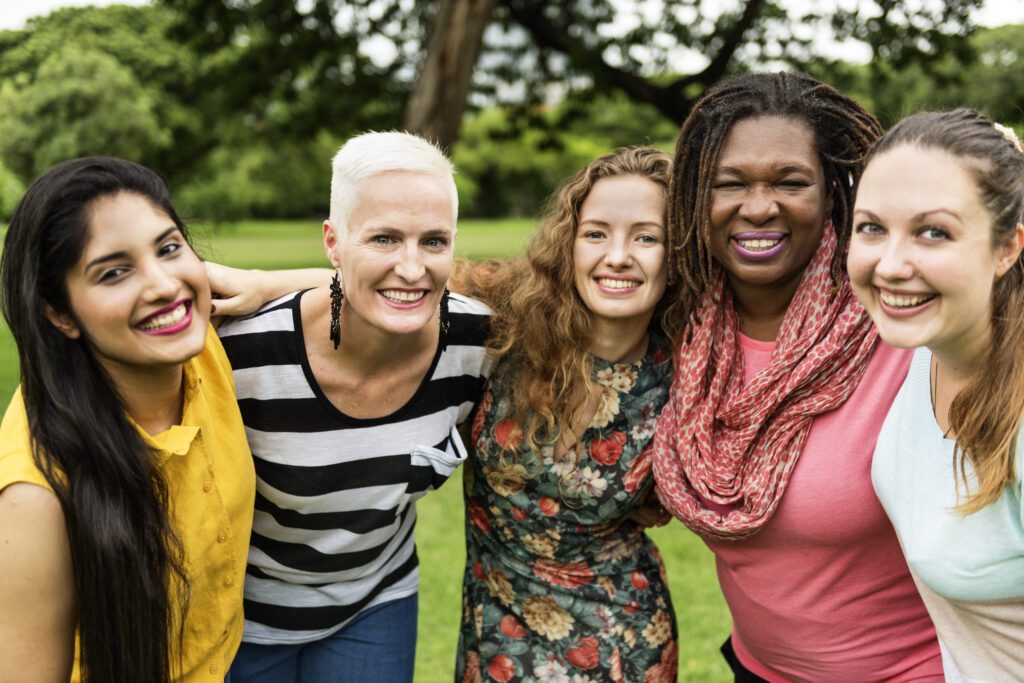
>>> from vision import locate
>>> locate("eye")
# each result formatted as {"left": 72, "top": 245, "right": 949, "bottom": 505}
{"left": 98, "top": 267, "right": 130, "bottom": 283}
{"left": 713, "top": 181, "right": 744, "bottom": 190}
{"left": 854, "top": 222, "right": 885, "bottom": 236}
{"left": 422, "top": 236, "right": 449, "bottom": 249}
{"left": 777, "top": 180, "right": 810, "bottom": 189}
{"left": 637, "top": 233, "right": 661, "bottom": 245}
{"left": 919, "top": 226, "right": 950, "bottom": 241}
{"left": 581, "top": 229, "right": 606, "bottom": 240}
{"left": 158, "top": 241, "right": 182, "bottom": 257}
{"left": 371, "top": 234, "right": 396, "bottom": 246}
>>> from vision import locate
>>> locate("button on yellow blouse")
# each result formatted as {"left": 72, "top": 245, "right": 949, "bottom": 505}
{"left": 0, "top": 327, "right": 256, "bottom": 681}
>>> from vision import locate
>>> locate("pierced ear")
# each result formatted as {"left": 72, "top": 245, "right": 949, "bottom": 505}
{"left": 995, "top": 222, "right": 1024, "bottom": 277}
{"left": 323, "top": 220, "right": 342, "bottom": 269}
{"left": 44, "top": 304, "right": 81, "bottom": 339}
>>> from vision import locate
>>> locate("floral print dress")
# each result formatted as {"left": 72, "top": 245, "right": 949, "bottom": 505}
{"left": 457, "top": 342, "right": 677, "bottom": 683}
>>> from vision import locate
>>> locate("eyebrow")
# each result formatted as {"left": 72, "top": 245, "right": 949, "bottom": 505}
{"left": 854, "top": 208, "right": 963, "bottom": 223}
{"left": 84, "top": 226, "right": 180, "bottom": 272}
{"left": 579, "top": 219, "right": 665, "bottom": 229}
{"left": 716, "top": 164, "right": 816, "bottom": 176}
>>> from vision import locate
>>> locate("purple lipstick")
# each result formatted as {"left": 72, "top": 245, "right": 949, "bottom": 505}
{"left": 731, "top": 232, "right": 787, "bottom": 261}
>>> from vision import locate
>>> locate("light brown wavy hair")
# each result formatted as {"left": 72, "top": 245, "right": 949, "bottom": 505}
{"left": 454, "top": 146, "right": 684, "bottom": 459}
{"left": 863, "top": 109, "right": 1024, "bottom": 514}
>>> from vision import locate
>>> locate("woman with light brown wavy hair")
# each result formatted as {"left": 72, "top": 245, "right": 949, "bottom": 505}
{"left": 454, "top": 146, "right": 684, "bottom": 682}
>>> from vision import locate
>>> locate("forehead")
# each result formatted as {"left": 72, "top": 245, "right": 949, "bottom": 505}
{"left": 858, "top": 145, "right": 988, "bottom": 218}
{"left": 80, "top": 192, "right": 175, "bottom": 253}
{"left": 579, "top": 175, "right": 666, "bottom": 227}
{"left": 349, "top": 170, "right": 454, "bottom": 233}
{"left": 716, "top": 115, "right": 820, "bottom": 173}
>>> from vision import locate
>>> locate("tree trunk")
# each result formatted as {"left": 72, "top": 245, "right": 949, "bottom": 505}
{"left": 404, "top": 0, "right": 497, "bottom": 150}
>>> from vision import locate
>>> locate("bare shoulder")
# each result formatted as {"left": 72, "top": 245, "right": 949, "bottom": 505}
{"left": 0, "top": 481, "right": 73, "bottom": 589}
{"left": 0, "top": 483, "right": 76, "bottom": 680}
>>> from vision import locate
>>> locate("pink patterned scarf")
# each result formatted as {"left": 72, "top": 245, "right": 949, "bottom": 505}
{"left": 652, "top": 225, "right": 877, "bottom": 541}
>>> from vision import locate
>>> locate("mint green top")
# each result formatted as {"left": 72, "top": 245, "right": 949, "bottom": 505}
{"left": 873, "top": 347, "right": 1024, "bottom": 678}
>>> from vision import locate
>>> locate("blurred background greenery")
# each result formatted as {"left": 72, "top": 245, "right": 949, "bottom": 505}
{"left": 0, "top": 1, "right": 1022, "bottom": 679}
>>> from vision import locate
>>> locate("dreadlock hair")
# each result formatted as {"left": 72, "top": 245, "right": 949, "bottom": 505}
{"left": 1, "top": 157, "right": 190, "bottom": 682}
{"left": 862, "top": 109, "right": 1024, "bottom": 514}
{"left": 458, "top": 147, "right": 682, "bottom": 460}
{"left": 670, "top": 72, "right": 883, "bottom": 315}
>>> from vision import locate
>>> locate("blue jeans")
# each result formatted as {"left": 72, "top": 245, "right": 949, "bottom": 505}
{"left": 230, "top": 594, "right": 418, "bottom": 682}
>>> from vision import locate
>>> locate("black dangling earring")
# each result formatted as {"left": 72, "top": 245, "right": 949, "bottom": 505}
{"left": 439, "top": 288, "right": 451, "bottom": 351}
{"left": 329, "top": 271, "right": 344, "bottom": 350}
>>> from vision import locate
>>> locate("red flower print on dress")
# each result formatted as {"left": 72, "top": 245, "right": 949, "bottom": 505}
{"left": 473, "top": 560, "right": 485, "bottom": 581}
{"left": 463, "top": 651, "right": 481, "bottom": 683}
{"left": 493, "top": 417, "right": 523, "bottom": 450}
{"left": 510, "top": 506, "right": 528, "bottom": 522}
{"left": 468, "top": 499, "right": 492, "bottom": 533}
{"left": 610, "top": 648, "right": 623, "bottom": 683}
{"left": 499, "top": 614, "right": 526, "bottom": 639}
{"left": 471, "top": 390, "right": 492, "bottom": 443}
{"left": 631, "top": 571, "right": 650, "bottom": 590}
{"left": 590, "top": 432, "right": 627, "bottom": 466}
{"left": 487, "top": 654, "right": 516, "bottom": 682}
{"left": 532, "top": 558, "right": 595, "bottom": 588}
{"left": 566, "top": 636, "right": 601, "bottom": 670}
{"left": 644, "top": 640, "right": 678, "bottom": 683}
{"left": 622, "top": 444, "right": 653, "bottom": 494}
{"left": 538, "top": 496, "right": 560, "bottom": 515}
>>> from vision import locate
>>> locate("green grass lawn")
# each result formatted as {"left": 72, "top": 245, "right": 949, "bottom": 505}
{"left": 0, "top": 219, "right": 730, "bottom": 681}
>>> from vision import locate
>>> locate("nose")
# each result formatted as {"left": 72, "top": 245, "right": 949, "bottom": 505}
{"left": 603, "top": 234, "right": 633, "bottom": 269}
{"left": 394, "top": 243, "right": 426, "bottom": 282}
{"left": 141, "top": 260, "right": 180, "bottom": 302}
{"left": 738, "top": 187, "right": 781, "bottom": 225}
{"left": 874, "top": 239, "right": 916, "bottom": 281}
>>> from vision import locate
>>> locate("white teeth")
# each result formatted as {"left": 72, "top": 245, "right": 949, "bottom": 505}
{"left": 738, "top": 239, "right": 781, "bottom": 251}
{"left": 596, "top": 278, "right": 639, "bottom": 290}
{"left": 138, "top": 303, "right": 187, "bottom": 330}
{"left": 879, "top": 292, "right": 934, "bottom": 308}
{"left": 380, "top": 289, "right": 427, "bottom": 303}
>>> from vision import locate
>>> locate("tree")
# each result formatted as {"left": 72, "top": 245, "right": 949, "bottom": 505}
{"left": 0, "top": 5, "right": 200, "bottom": 177}
{"left": 163, "top": 0, "right": 985, "bottom": 149}
{"left": 0, "top": 46, "right": 171, "bottom": 178}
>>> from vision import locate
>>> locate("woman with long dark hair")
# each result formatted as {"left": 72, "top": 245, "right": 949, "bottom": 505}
{"left": 652, "top": 73, "right": 944, "bottom": 680}
{"left": 850, "top": 109, "right": 1024, "bottom": 679}
{"left": 0, "top": 156, "right": 255, "bottom": 681}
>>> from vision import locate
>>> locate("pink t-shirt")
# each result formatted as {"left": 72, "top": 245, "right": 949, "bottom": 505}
{"left": 710, "top": 335, "right": 942, "bottom": 682}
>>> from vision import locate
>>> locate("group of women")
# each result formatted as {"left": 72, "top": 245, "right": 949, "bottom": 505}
{"left": 0, "top": 70, "right": 1020, "bottom": 683}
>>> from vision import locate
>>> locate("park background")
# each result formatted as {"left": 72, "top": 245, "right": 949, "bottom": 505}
{"left": 0, "top": 0, "right": 1021, "bottom": 680}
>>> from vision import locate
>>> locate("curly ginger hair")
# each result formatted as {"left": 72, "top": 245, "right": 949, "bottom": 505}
{"left": 455, "top": 147, "right": 685, "bottom": 457}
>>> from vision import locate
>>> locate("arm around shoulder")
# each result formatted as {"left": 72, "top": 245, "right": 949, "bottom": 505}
{"left": 0, "top": 483, "right": 76, "bottom": 682}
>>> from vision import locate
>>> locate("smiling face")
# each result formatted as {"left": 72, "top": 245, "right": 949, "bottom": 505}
{"left": 325, "top": 170, "right": 455, "bottom": 337}
{"left": 572, "top": 175, "right": 668, "bottom": 332}
{"left": 55, "top": 191, "right": 210, "bottom": 381}
{"left": 709, "top": 115, "right": 830, "bottom": 298}
{"left": 849, "top": 144, "right": 1022, "bottom": 358}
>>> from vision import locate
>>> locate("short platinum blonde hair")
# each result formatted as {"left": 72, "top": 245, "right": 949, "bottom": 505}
{"left": 328, "top": 131, "right": 458, "bottom": 231}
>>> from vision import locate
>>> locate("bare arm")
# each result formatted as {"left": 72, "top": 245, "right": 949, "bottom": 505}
{"left": 206, "top": 263, "right": 334, "bottom": 317}
{"left": 0, "top": 483, "right": 76, "bottom": 682}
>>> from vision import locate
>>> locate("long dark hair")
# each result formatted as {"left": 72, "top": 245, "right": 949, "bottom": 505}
{"left": 864, "top": 109, "right": 1024, "bottom": 513}
{"left": 670, "top": 72, "right": 883, "bottom": 313}
{"left": 0, "top": 157, "right": 191, "bottom": 682}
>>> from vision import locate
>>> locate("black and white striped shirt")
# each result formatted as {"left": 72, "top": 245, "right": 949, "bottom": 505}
{"left": 218, "top": 290, "right": 491, "bottom": 644}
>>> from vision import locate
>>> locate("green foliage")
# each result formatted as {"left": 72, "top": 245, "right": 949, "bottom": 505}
{"left": 0, "top": 46, "right": 172, "bottom": 178}
{"left": 0, "top": 160, "right": 24, "bottom": 222}
{"left": 806, "top": 24, "right": 1024, "bottom": 128}
{"left": 0, "top": 5, "right": 200, "bottom": 178}
{"left": 454, "top": 92, "right": 677, "bottom": 217}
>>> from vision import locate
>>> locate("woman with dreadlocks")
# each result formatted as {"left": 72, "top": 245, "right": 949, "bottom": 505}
{"left": 652, "top": 72, "right": 944, "bottom": 680}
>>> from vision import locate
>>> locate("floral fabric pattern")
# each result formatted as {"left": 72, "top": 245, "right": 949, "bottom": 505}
{"left": 457, "top": 341, "right": 677, "bottom": 682}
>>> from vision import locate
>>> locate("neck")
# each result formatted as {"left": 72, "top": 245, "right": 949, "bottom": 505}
{"left": 310, "top": 287, "right": 439, "bottom": 373}
{"left": 931, "top": 327, "right": 991, "bottom": 390}
{"left": 588, "top": 315, "right": 651, "bottom": 364}
{"left": 104, "top": 362, "right": 185, "bottom": 435}
{"left": 730, "top": 277, "right": 801, "bottom": 342}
